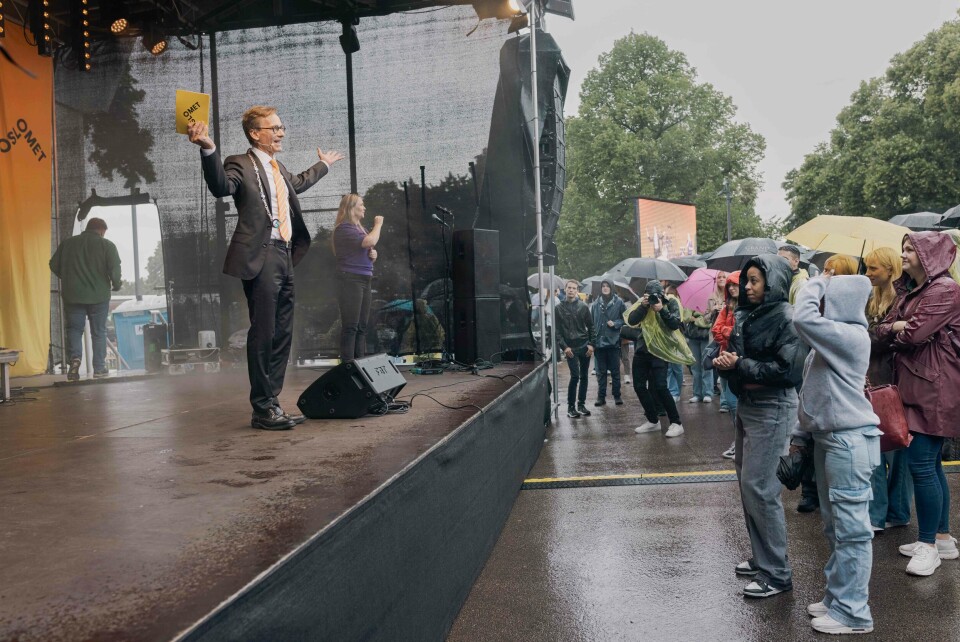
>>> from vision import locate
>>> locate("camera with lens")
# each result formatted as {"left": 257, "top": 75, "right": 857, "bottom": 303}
{"left": 647, "top": 293, "right": 660, "bottom": 305}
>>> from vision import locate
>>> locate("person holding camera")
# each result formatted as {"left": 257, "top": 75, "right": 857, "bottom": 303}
{"left": 555, "top": 280, "right": 596, "bottom": 418}
{"left": 625, "top": 280, "right": 691, "bottom": 438}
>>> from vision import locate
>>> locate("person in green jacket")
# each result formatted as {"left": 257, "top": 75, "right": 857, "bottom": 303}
{"left": 49, "top": 218, "right": 122, "bottom": 381}
{"left": 779, "top": 244, "right": 809, "bottom": 305}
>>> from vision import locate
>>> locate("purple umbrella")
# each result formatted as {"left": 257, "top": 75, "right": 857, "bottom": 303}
{"left": 676, "top": 268, "right": 722, "bottom": 313}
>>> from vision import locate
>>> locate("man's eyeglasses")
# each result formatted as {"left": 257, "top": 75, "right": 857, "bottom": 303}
{"left": 253, "top": 125, "right": 286, "bottom": 133}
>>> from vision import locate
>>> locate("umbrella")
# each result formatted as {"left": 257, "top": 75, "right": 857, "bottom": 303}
{"left": 606, "top": 257, "right": 688, "bottom": 283}
{"left": 786, "top": 215, "right": 910, "bottom": 259}
{"left": 527, "top": 272, "right": 567, "bottom": 291}
{"left": 940, "top": 204, "right": 960, "bottom": 229}
{"left": 676, "top": 268, "right": 722, "bottom": 313}
{"left": 669, "top": 256, "right": 707, "bottom": 276}
{"left": 887, "top": 211, "right": 944, "bottom": 231}
{"left": 581, "top": 274, "right": 637, "bottom": 301}
{"left": 704, "top": 237, "right": 779, "bottom": 272}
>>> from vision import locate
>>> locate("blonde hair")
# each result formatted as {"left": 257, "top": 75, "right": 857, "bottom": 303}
{"left": 241, "top": 105, "right": 277, "bottom": 144}
{"left": 824, "top": 254, "right": 859, "bottom": 276}
{"left": 943, "top": 229, "right": 960, "bottom": 286}
{"left": 864, "top": 247, "right": 902, "bottom": 319}
{"left": 331, "top": 193, "right": 364, "bottom": 255}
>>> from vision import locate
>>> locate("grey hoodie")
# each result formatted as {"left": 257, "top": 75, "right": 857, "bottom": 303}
{"left": 793, "top": 275, "right": 880, "bottom": 433}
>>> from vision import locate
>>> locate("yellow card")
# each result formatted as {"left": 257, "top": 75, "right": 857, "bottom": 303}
{"left": 175, "top": 89, "right": 210, "bottom": 134}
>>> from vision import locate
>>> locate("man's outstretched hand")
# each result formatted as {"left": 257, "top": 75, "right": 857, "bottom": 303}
{"left": 317, "top": 148, "right": 344, "bottom": 165}
{"left": 187, "top": 122, "right": 215, "bottom": 150}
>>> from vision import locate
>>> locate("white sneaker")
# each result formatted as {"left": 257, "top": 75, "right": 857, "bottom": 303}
{"left": 719, "top": 407, "right": 730, "bottom": 414}
{"left": 664, "top": 423, "right": 684, "bottom": 438}
{"left": 906, "top": 543, "right": 942, "bottom": 576}
{"left": 672, "top": 395, "right": 680, "bottom": 403}
{"left": 807, "top": 601, "right": 828, "bottom": 618}
{"left": 722, "top": 442, "right": 736, "bottom": 459}
{"left": 900, "top": 537, "right": 960, "bottom": 559}
{"left": 687, "top": 397, "right": 701, "bottom": 403}
{"left": 811, "top": 614, "right": 873, "bottom": 635}
{"left": 634, "top": 421, "right": 660, "bottom": 434}
{"left": 702, "top": 396, "right": 712, "bottom": 403}
{"left": 624, "top": 376, "right": 632, "bottom": 384}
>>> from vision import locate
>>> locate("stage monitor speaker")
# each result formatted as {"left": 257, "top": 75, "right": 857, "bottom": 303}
{"left": 454, "top": 297, "right": 501, "bottom": 364}
{"left": 453, "top": 229, "right": 500, "bottom": 300}
{"left": 143, "top": 323, "right": 169, "bottom": 373}
{"left": 298, "top": 354, "right": 407, "bottom": 419}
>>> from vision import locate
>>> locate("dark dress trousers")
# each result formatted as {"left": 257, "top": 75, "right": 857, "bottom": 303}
{"left": 201, "top": 150, "right": 329, "bottom": 413}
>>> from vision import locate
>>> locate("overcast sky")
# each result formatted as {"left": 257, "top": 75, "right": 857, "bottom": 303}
{"left": 545, "top": 0, "right": 959, "bottom": 221}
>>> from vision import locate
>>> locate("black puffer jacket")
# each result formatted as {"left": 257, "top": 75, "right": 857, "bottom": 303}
{"left": 627, "top": 280, "right": 682, "bottom": 355}
{"left": 723, "top": 255, "right": 804, "bottom": 395}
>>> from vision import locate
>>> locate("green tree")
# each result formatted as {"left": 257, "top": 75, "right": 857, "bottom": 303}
{"left": 556, "top": 32, "right": 767, "bottom": 279}
{"left": 784, "top": 16, "right": 960, "bottom": 226}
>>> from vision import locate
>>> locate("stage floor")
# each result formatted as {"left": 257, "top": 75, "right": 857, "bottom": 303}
{"left": 0, "top": 362, "right": 535, "bottom": 642}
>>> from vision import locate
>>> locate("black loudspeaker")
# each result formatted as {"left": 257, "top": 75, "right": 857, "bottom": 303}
{"left": 143, "top": 323, "right": 169, "bottom": 373}
{"left": 453, "top": 229, "right": 500, "bottom": 300}
{"left": 298, "top": 354, "right": 407, "bottom": 419}
{"left": 454, "top": 297, "right": 501, "bottom": 364}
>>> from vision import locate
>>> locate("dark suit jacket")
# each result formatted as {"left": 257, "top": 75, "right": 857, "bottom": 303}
{"left": 201, "top": 150, "right": 329, "bottom": 280}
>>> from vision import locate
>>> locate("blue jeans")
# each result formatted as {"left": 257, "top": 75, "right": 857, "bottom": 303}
{"left": 686, "top": 337, "right": 714, "bottom": 399}
{"left": 593, "top": 345, "right": 621, "bottom": 401}
{"left": 813, "top": 426, "right": 881, "bottom": 629}
{"left": 666, "top": 362, "right": 683, "bottom": 398}
{"left": 868, "top": 449, "right": 913, "bottom": 528}
{"left": 720, "top": 377, "right": 738, "bottom": 413}
{"left": 65, "top": 301, "right": 110, "bottom": 373}
{"left": 907, "top": 432, "right": 950, "bottom": 543}
{"left": 734, "top": 388, "right": 796, "bottom": 590}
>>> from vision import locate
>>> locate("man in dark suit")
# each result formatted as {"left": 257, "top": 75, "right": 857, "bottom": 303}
{"left": 187, "top": 107, "right": 343, "bottom": 430}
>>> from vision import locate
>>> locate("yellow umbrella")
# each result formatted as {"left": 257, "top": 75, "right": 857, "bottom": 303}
{"left": 786, "top": 215, "right": 911, "bottom": 258}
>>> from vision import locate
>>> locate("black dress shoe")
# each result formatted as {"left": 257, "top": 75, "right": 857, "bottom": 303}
{"left": 251, "top": 408, "right": 295, "bottom": 430}
{"left": 797, "top": 496, "right": 819, "bottom": 513}
{"left": 275, "top": 406, "right": 307, "bottom": 425}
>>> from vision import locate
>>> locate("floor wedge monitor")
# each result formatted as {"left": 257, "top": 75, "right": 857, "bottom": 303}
{"left": 298, "top": 354, "right": 407, "bottom": 419}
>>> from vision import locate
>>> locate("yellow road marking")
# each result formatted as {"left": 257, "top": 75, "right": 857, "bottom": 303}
{"left": 526, "top": 460, "right": 960, "bottom": 485}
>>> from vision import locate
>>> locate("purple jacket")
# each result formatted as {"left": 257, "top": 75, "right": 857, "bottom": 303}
{"left": 876, "top": 231, "right": 960, "bottom": 438}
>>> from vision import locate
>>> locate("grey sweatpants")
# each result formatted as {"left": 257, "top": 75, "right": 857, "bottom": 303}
{"left": 734, "top": 387, "right": 797, "bottom": 590}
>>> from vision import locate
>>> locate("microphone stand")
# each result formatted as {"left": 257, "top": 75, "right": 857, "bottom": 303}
{"left": 434, "top": 210, "right": 454, "bottom": 363}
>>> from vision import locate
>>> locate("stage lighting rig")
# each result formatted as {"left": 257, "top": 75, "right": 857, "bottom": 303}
{"left": 142, "top": 24, "right": 167, "bottom": 55}
{"left": 27, "top": 0, "right": 54, "bottom": 55}
{"left": 71, "top": 0, "right": 92, "bottom": 71}
{"left": 0, "top": 1, "right": 6, "bottom": 39}
{"left": 339, "top": 18, "right": 359, "bottom": 54}
{"left": 102, "top": 0, "right": 129, "bottom": 35}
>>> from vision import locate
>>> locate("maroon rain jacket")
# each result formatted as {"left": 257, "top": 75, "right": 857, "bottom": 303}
{"left": 876, "top": 232, "right": 960, "bottom": 438}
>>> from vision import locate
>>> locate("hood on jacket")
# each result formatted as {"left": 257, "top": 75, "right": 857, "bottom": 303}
{"left": 644, "top": 280, "right": 665, "bottom": 297}
{"left": 600, "top": 279, "right": 614, "bottom": 300}
{"left": 725, "top": 270, "right": 741, "bottom": 302}
{"left": 822, "top": 275, "right": 871, "bottom": 327}
{"left": 739, "top": 254, "right": 792, "bottom": 307}
{"left": 905, "top": 231, "right": 957, "bottom": 283}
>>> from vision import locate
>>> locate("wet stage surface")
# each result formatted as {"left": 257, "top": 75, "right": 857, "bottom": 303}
{"left": 0, "top": 362, "right": 533, "bottom": 642}
{"left": 450, "top": 370, "right": 960, "bottom": 641}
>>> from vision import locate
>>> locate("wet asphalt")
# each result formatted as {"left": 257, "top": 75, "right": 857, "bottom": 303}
{"left": 449, "top": 368, "right": 960, "bottom": 641}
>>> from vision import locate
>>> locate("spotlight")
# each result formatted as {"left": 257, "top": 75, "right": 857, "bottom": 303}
{"left": 472, "top": 0, "right": 524, "bottom": 19}
{"left": 0, "top": 0, "right": 6, "bottom": 39}
{"left": 103, "top": 0, "right": 129, "bottom": 35}
{"left": 339, "top": 19, "right": 359, "bottom": 55}
{"left": 72, "top": 0, "right": 92, "bottom": 71}
{"left": 28, "top": 0, "right": 53, "bottom": 55}
{"left": 142, "top": 26, "right": 167, "bottom": 55}
{"left": 508, "top": 14, "right": 529, "bottom": 33}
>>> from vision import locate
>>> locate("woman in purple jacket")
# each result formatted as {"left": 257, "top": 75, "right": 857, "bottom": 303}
{"left": 333, "top": 194, "right": 383, "bottom": 361}
{"left": 876, "top": 231, "right": 960, "bottom": 576}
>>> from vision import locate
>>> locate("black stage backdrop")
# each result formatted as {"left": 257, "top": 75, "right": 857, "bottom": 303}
{"left": 53, "top": 8, "right": 562, "bottom": 361}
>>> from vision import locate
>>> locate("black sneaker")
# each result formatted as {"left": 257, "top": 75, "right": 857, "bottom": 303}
{"left": 576, "top": 403, "right": 592, "bottom": 416}
{"left": 614, "top": 398, "right": 624, "bottom": 406}
{"left": 566, "top": 406, "right": 581, "bottom": 418}
{"left": 93, "top": 370, "right": 110, "bottom": 379}
{"left": 67, "top": 358, "right": 80, "bottom": 382}
{"left": 743, "top": 579, "right": 790, "bottom": 598}
{"left": 797, "top": 496, "right": 819, "bottom": 513}
{"left": 275, "top": 406, "right": 307, "bottom": 425}
{"left": 735, "top": 559, "right": 758, "bottom": 576}
{"left": 251, "top": 408, "right": 295, "bottom": 430}
{"left": 594, "top": 399, "right": 606, "bottom": 407}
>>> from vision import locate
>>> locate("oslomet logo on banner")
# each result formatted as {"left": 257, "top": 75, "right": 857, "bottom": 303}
{"left": 0, "top": 117, "right": 49, "bottom": 161}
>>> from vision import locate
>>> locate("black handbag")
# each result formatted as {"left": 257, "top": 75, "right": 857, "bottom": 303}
{"left": 620, "top": 324, "right": 641, "bottom": 342}
{"left": 702, "top": 341, "right": 721, "bottom": 371}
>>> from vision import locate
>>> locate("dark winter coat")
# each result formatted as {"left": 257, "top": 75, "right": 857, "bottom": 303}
{"left": 875, "top": 232, "right": 960, "bottom": 438}
{"left": 627, "top": 281, "right": 682, "bottom": 354}
{"left": 555, "top": 298, "right": 596, "bottom": 356}
{"left": 722, "top": 255, "right": 804, "bottom": 396}
{"left": 590, "top": 290, "right": 626, "bottom": 349}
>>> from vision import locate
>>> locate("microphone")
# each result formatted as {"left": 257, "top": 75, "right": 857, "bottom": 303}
{"left": 435, "top": 205, "right": 453, "bottom": 217}
{"left": 431, "top": 212, "right": 449, "bottom": 227}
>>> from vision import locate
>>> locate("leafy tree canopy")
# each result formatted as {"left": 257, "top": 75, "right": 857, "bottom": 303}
{"left": 783, "top": 15, "right": 960, "bottom": 226}
{"left": 556, "top": 32, "right": 767, "bottom": 279}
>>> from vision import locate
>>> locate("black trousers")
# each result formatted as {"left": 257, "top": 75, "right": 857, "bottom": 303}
{"left": 566, "top": 351, "right": 591, "bottom": 407}
{"left": 632, "top": 350, "right": 681, "bottom": 425}
{"left": 337, "top": 270, "right": 372, "bottom": 361}
{"left": 242, "top": 244, "right": 295, "bottom": 414}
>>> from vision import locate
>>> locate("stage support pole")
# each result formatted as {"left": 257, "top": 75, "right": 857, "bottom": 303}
{"left": 548, "top": 265, "right": 559, "bottom": 416}
{"left": 131, "top": 187, "right": 142, "bottom": 302}
{"left": 345, "top": 46, "right": 358, "bottom": 194}
{"left": 209, "top": 32, "right": 231, "bottom": 351}
{"left": 529, "top": 2, "right": 547, "bottom": 361}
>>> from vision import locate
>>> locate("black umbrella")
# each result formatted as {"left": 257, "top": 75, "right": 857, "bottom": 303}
{"left": 581, "top": 274, "right": 638, "bottom": 300}
{"left": 669, "top": 256, "right": 707, "bottom": 276}
{"left": 606, "top": 257, "right": 688, "bottom": 284}
{"left": 704, "top": 237, "right": 779, "bottom": 272}
{"left": 887, "top": 212, "right": 944, "bottom": 231}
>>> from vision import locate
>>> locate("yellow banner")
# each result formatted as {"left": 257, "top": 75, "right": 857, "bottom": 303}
{"left": 0, "top": 29, "right": 54, "bottom": 376}
{"left": 175, "top": 89, "right": 210, "bottom": 134}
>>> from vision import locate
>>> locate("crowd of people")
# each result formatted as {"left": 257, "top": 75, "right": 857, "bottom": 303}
{"left": 550, "top": 232, "right": 960, "bottom": 635}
